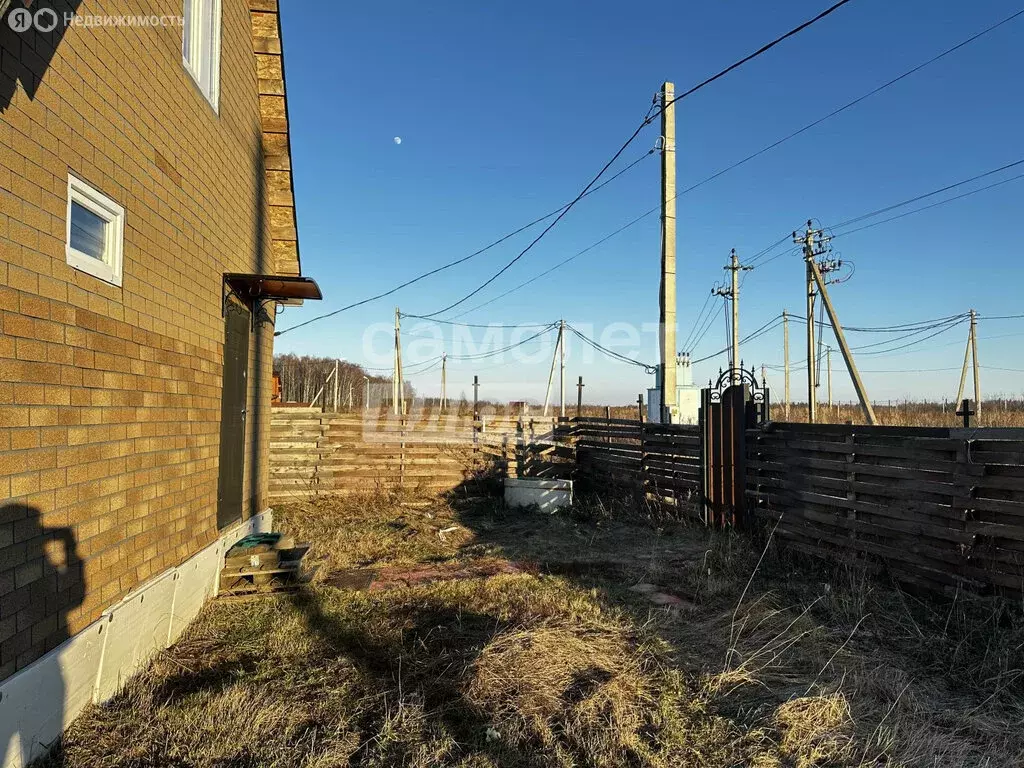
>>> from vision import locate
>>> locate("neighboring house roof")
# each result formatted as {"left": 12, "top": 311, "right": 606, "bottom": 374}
{"left": 250, "top": 0, "right": 301, "bottom": 277}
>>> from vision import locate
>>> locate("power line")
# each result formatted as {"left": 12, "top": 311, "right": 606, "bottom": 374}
{"left": 832, "top": 171, "right": 1024, "bottom": 239}
{"left": 691, "top": 314, "right": 785, "bottom": 365}
{"left": 416, "top": 0, "right": 860, "bottom": 319}
{"left": 688, "top": 301, "right": 724, "bottom": 355}
{"left": 447, "top": 205, "right": 659, "bottom": 319}
{"left": 443, "top": 324, "right": 558, "bottom": 360}
{"left": 566, "top": 325, "right": 658, "bottom": 374}
{"left": 661, "top": 0, "right": 857, "bottom": 113}
{"left": 399, "top": 314, "right": 555, "bottom": 329}
{"left": 680, "top": 291, "right": 714, "bottom": 351}
{"left": 829, "top": 159, "right": 1024, "bottom": 232}
{"left": 664, "top": 7, "right": 1024, "bottom": 224}
{"left": 743, "top": 159, "right": 1024, "bottom": 282}
{"left": 273, "top": 150, "right": 655, "bottom": 336}
{"left": 446, "top": 0, "right": 1023, "bottom": 322}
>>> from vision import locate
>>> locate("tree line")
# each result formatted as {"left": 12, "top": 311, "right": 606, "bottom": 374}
{"left": 274, "top": 354, "right": 413, "bottom": 409}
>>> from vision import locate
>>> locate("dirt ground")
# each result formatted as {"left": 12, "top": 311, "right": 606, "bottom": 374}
{"left": 43, "top": 488, "right": 1024, "bottom": 767}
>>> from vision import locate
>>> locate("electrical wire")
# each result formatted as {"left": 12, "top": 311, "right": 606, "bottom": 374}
{"left": 416, "top": 0, "right": 860, "bottom": 319}
{"left": 691, "top": 314, "right": 785, "bottom": 365}
{"left": 399, "top": 314, "right": 555, "bottom": 329}
{"left": 443, "top": 324, "right": 558, "bottom": 360}
{"left": 660, "top": 0, "right": 857, "bottom": 113}
{"left": 279, "top": 2, "right": 1013, "bottom": 336}
{"left": 680, "top": 291, "right": 714, "bottom": 352}
{"left": 446, "top": 205, "right": 660, "bottom": 319}
{"left": 688, "top": 301, "right": 724, "bottom": 355}
{"left": 832, "top": 171, "right": 1024, "bottom": 239}
{"left": 273, "top": 150, "right": 655, "bottom": 336}
{"left": 446, "top": 2, "right": 1017, "bottom": 324}
{"left": 855, "top": 321, "right": 967, "bottom": 356}
{"left": 829, "top": 159, "right": 1024, "bottom": 232}
{"left": 681, "top": 6, "right": 1024, "bottom": 209}
{"left": 566, "top": 325, "right": 658, "bottom": 374}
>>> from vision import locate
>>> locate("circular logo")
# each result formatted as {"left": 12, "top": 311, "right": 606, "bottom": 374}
{"left": 34, "top": 7, "right": 59, "bottom": 32}
{"left": 7, "top": 7, "right": 31, "bottom": 32}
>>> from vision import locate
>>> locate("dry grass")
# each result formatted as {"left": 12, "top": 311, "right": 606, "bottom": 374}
{"left": 43, "top": 491, "right": 1024, "bottom": 767}
{"left": 774, "top": 400, "right": 1024, "bottom": 427}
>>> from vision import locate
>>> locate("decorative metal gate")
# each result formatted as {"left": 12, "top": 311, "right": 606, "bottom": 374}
{"left": 700, "top": 367, "right": 769, "bottom": 528}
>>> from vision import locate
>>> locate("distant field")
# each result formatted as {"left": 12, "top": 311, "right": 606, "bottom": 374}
{"left": 772, "top": 400, "right": 1024, "bottom": 427}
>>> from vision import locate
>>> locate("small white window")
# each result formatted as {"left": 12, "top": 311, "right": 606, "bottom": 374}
{"left": 65, "top": 175, "right": 125, "bottom": 287}
{"left": 182, "top": 0, "right": 221, "bottom": 111}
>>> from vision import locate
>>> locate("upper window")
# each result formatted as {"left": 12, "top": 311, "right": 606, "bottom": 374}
{"left": 65, "top": 175, "right": 125, "bottom": 287}
{"left": 183, "top": 0, "right": 221, "bottom": 111}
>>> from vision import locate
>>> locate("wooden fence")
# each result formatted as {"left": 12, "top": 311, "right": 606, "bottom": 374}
{"left": 268, "top": 408, "right": 1024, "bottom": 597}
{"left": 747, "top": 422, "right": 1024, "bottom": 596}
{"left": 568, "top": 417, "right": 702, "bottom": 517}
{"left": 269, "top": 408, "right": 558, "bottom": 500}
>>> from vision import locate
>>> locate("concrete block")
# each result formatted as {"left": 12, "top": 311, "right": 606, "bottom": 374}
{"left": 504, "top": 478, "right": 573, "bottom": 513}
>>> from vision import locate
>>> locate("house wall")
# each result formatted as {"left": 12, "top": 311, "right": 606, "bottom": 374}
{"left": 0, "top": 0, "right": 288, "bottom": 682}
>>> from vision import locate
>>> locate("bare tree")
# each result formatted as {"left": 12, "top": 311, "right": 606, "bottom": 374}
{"left": 273, "top": 354, "right": 411, "bottom": 410}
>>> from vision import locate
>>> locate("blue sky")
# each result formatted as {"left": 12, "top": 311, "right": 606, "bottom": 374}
{"left": 276, "top": 0, "right": 1024, "bottom": 405}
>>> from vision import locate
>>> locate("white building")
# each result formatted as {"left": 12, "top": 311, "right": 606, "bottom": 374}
{"left": 647, "top": 353, "right": 701, "bottom": 425}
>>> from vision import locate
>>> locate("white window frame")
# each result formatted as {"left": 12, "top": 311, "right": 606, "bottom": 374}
{"left": 182, "top": 0, "right": 222, "bottom": 112}
{"left": 65, "top": 175, "right": 125, "bottom": 288}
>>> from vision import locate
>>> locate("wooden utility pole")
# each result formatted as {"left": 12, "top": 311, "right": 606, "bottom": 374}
{"left": 576, "top": 375, "right": 584, "bottom": 418}
{"left": 795, "top": 225, "right": 817, "bottom": 423}
{"left": 971, "top": 309, "right": 981, "bottom": 419}
{"left": 783, "top": 309, "right": 790, "bottom": 419}
{"left": 559, "top": 319, "right": 566, "bottom": 418}
{"left": 473, "top": 375, "right": 479, "bottom": 420}
{"left": 659, "top": 81, "right": 677, "bottom": 424}
{"left": 807, "top": 258, "right": 877, "bottom": 425}
{"left": 440, "top": 353, "right": 447, "bottom": 411}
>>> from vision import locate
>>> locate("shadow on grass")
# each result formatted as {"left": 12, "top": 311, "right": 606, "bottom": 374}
{"left": 285, "top": 588, "right": 537, "bottom": 767}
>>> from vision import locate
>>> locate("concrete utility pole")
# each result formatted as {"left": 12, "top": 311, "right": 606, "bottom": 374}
{"left": 783, "top": 309, "right": 790, "bottom": 420}
{"left": 659, "top": 81, "right": 677, "bottom": 424}
{"left": 957, "top": 310, "right": 982, "bottom": 419}
{"left": 971, "top": 309, "right": 981, "bottom": 419}
{"left": 826, "top": 346, "right": 832, "bottom": 409}
{"left": 559, "top": 319, "right": 566, "bottom": 418}
{"left": 807, "top": 255, "right": 878, "bottom": 425}
{"left": 794, "top": 225, "right": 818, "bottom": 423}
{"left": 363, "top": 376, "right": 369, "bottom": 411}
{"left": 440, "top": 353, "right": 447, "bottom": 411}
{"left": 796, "top": 221, "right": 876, "bottom": 425}
{"left": 392, "top": 308, "right": 402, "bottom": 415}
{"left": 713, "top": 249, "right": 752, "bottom": 381}
{"left": 542, "top": 322, "right": 563, "bottom": 417}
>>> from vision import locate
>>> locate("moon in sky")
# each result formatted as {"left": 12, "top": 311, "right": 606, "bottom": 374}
{"left": 393, "top": 136, "right": 402, "bottom": 145}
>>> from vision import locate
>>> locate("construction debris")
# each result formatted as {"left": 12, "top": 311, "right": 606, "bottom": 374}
{"left": 219, "top": 532, "right": 315, "bottom": 598}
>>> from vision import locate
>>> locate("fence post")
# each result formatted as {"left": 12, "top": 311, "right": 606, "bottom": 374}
{"left": 637, "top": 393, "right": 646, "bottom": 499}
{"left": 845, "top": 430, "right": 857, "bottom": 551}
{"left": 400, "top": 412, "right": 407, "bottom": 490}
{"left": 473, "top": 375, "right": 479, "bottom": 447}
